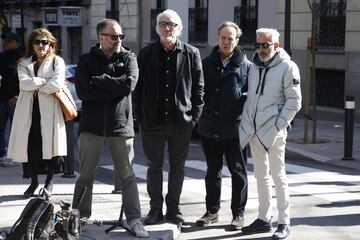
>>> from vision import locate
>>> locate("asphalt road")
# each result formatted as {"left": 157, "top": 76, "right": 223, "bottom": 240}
{"left": 68, "top": 122, "right": 360, "bottom": 240}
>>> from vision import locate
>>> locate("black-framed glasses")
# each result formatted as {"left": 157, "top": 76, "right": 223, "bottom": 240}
{"left": 254, "top": 42, "right": 274, "bottom": 49}
{"left": 33, "top": 39, "right": 49, "bottom": 46}
{"left": 100, "top": 33, "right": 125, "bottom": 41}
{"left": 158, "top": 22, "right": 178, "bottom": 29}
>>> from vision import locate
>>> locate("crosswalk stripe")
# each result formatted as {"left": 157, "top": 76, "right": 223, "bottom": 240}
{"left": 101, "top": 158, "right": 360, "bottom": 205}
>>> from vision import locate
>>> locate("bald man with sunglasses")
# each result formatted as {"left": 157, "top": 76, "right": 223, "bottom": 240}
{"left": 239, "top": 28, "right": 301, "bottom": 239}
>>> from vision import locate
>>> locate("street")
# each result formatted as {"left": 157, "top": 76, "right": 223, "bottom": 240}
{"left": 0, "top": 121, "right": 359, "bottom": 240}
{"left": 82, "top": 126, "right": 360, "bottom": 240}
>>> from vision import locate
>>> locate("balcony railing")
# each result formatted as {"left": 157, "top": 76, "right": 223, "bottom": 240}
{"left": 234, "top": 5, "right": 258, "bottom": 46}
{"left": 150, "top": 8, "right": 164, "bottom": 41}
{"left": 188, "top": 7, "right": 208, "bottom": 43}
{"left": 315, "top": 1, "right": 346, "bottom": 51}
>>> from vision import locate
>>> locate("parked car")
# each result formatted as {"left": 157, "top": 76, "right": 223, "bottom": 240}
{"left": 65, "top": 65, "right": 81, "bottom": 119}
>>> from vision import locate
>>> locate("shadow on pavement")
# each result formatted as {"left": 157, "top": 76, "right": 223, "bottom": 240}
{"left": 291, "top": 213, "right": 360, "bottom": 226}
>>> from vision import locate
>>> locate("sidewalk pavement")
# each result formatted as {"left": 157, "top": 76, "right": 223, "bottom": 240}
{"left": 0, "top": 118, "right": 359, "bottom": 240}
{"left": 287, "top": 118, "right": 360, "bottom": 171}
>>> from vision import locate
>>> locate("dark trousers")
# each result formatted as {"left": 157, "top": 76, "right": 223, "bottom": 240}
{"left": 0, "top": 102, "right": 14, "bottom": 158}
{"left": 201, "top": 136, "right": 248, "bottom": 217}
{"left": 140, "top": 123, "right": 193, "bottom": 212}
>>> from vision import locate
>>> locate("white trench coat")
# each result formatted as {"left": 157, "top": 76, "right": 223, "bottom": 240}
{"left": 7, "top": 55, "right": 67, "bottom": 162}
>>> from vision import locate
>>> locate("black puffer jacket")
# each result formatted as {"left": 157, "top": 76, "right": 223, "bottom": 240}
{"left": 0, "top": 48, "right": 23, "bottom": 102}
{"left": 75, "top": 44, "right": 138, "bottom": 137}
{"left": 198, "top": 46, "right": 251, "bottom": 140}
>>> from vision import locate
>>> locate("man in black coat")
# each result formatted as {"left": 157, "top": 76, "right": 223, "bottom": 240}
{"left": 0, "top": 32, "right": 23, "bottom": 167}
{"left": 72, "top": 19, "right": 148, "bottom": 238}
{"left": 195, "top": 21, "right": 251, "bottom": 230}
{"left": 134, "top": 9, "right": 204, "bottom": 225}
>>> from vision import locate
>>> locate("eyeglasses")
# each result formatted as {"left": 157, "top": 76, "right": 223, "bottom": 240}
{"left": 100, "top": 33, "right": 125, "bottom": 41}
{"left": 254, "top": 42, "right": 274, "bottom": 49}
{"left": 158, "top": 22, "right": 178, "bottom": 29}
{"left": 33, "top": 39, "right": 49, "bottom": 46}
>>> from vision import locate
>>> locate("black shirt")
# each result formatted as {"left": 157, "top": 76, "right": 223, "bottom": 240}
{"left": 157, "top": 41, "right": 181, "bottom": 125}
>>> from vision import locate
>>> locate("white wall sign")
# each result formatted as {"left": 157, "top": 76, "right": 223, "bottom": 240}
{"left": 11, "top": 13, "right": 21, "bottom": 28}
{"left": 45, "top": 12, "right": 58, "bottom": 24}
{"left": 59, "top": 8, "right": 82, "bottom": 26}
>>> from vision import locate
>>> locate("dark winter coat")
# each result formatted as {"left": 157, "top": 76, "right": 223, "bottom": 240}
{"left": 134, "top": 40, "right": 204, "bottom": 129}
{"left": 198, "top": 46, "right": 251, "bottom": 140}
{"left": 0, "top": 48, "right": 23, "bottom": 102}
{"left": 75, "top": 44, "right": 138, "bottom": 137}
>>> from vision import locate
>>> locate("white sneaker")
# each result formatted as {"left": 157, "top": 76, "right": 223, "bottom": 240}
{"left": 0, "top": 158, "right": 20, "bottom": 167}
{"left": 129, "top": 219, "right": 149, "bottom": 238}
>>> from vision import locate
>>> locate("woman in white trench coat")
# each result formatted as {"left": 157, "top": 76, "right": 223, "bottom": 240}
{"left": 7, "top": 28, "right": 67, "bottom": 198}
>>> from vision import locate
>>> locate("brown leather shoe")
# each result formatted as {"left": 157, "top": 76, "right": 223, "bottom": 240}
{"left": 196, "top": 211, "right": 219, "bottom": 227}
{"left": 230, "top": 215, "right": 244, "bottom": 230}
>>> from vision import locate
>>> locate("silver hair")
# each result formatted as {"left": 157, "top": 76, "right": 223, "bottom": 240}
{"left": 256, "top": 28, "right": 280, "bottom": 43}
{"left": 156, "top": 9, "right": 183, "bottom": 37}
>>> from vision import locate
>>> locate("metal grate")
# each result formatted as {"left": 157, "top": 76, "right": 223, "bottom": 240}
{"left": 150, "top": 8, "right": 164, "bottom": 41}
{"left": 234, "top": 2, "right": 258, "bottom": 46}
{"left": 315, "top": 69, "right": 344, "bottom": 108}
{"left": 315, "top": 0, "right": 346, "bottom": 51}
{"left": 188, "top": 7, "right": 208, "bottom": 43}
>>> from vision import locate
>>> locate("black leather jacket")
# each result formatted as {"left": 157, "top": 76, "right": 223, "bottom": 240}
{"left": 75, "top": 44, "right": 138, "bottom": 137}
{"left": 134, "top": 40, "right": 204, "bottom": 129}
{"left": 198, "top": 45, "right": 251, "bottom": 140}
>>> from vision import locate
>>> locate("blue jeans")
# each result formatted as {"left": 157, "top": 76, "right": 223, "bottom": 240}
{"left": 0, "top": 102, "right": 14, "bottom": 158}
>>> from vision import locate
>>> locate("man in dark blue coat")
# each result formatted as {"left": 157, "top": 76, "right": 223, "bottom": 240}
{"left": 134, "top": 9, "right": 204, "bottom": 225}
{"left": 195, "top": 21, "right": 251, "bottom": 230}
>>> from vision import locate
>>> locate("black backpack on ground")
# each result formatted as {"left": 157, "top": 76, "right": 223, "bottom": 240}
{"left": 6, "top": 188, "right": 54, "bottom": 240}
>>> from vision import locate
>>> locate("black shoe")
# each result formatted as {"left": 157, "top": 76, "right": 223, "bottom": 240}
{"left": 241, "top": 218, "right": 272, "bottom": 234}
{"left": 196, "top": 211, "right": 219, "bottom": 227}
{"left": 23, "top": 182, "right": 39, "bottom": 198}
{"left": 272, "top": 224, "right": 290, "bottom": 239}
{"left": 111, "top": 189, "right": 122, "bottom": 194}
{"left": 165, "top": 210, "right": 184, "bottom": 225}
{"left": 144, "top": 208, "right": 164, "bottom": 225}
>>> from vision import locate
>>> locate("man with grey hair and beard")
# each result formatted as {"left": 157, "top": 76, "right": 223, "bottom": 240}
{"left": 239, "top": 28, "right": 301, "bottom": 239}
{"left": 134, "top": 9, "right": 204, "bottom": 225}
{"left": 72, "top": 19, "right": 148, "bottom": 238}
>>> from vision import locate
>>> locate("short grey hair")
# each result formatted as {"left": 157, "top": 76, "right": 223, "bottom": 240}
{"left": 256, "top": 28, "right": 280, "bottom": 43}
{"left": 218, "top": 21, "right": 242, "bottom": 38}
{"left": 156, "top": 9, "right": 183, "bottom": 37}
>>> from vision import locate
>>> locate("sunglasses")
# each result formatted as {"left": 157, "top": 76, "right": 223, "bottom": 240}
{"left": 33, "top": 39, "right": 49, "bottom": 46}
{"left": 254, "top": 42, "right": 274, "bottom": 49}
{"left": 158, "top": 22, "right": 178, "bottom": 28}
{"left": 100, "top": 33, "right": 125, "bottom": 41}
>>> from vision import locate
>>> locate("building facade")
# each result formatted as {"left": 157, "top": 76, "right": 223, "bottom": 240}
{"left": 1, "top": 0, "right": 358, "bottom": 118}
{"left": 141, "top": 0, "right": 360, "bottom": 119}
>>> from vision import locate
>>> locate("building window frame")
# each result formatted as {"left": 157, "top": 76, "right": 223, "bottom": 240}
{"left": 234, "top": 0, "right": 258, "bottom": 47}
{"left": 314, "top": 0, "right": 346, "bottom": 52}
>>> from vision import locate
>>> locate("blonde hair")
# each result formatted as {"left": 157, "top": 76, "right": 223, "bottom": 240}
{"left": 25, "top": 28, "right": 58, "bottom": 59}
